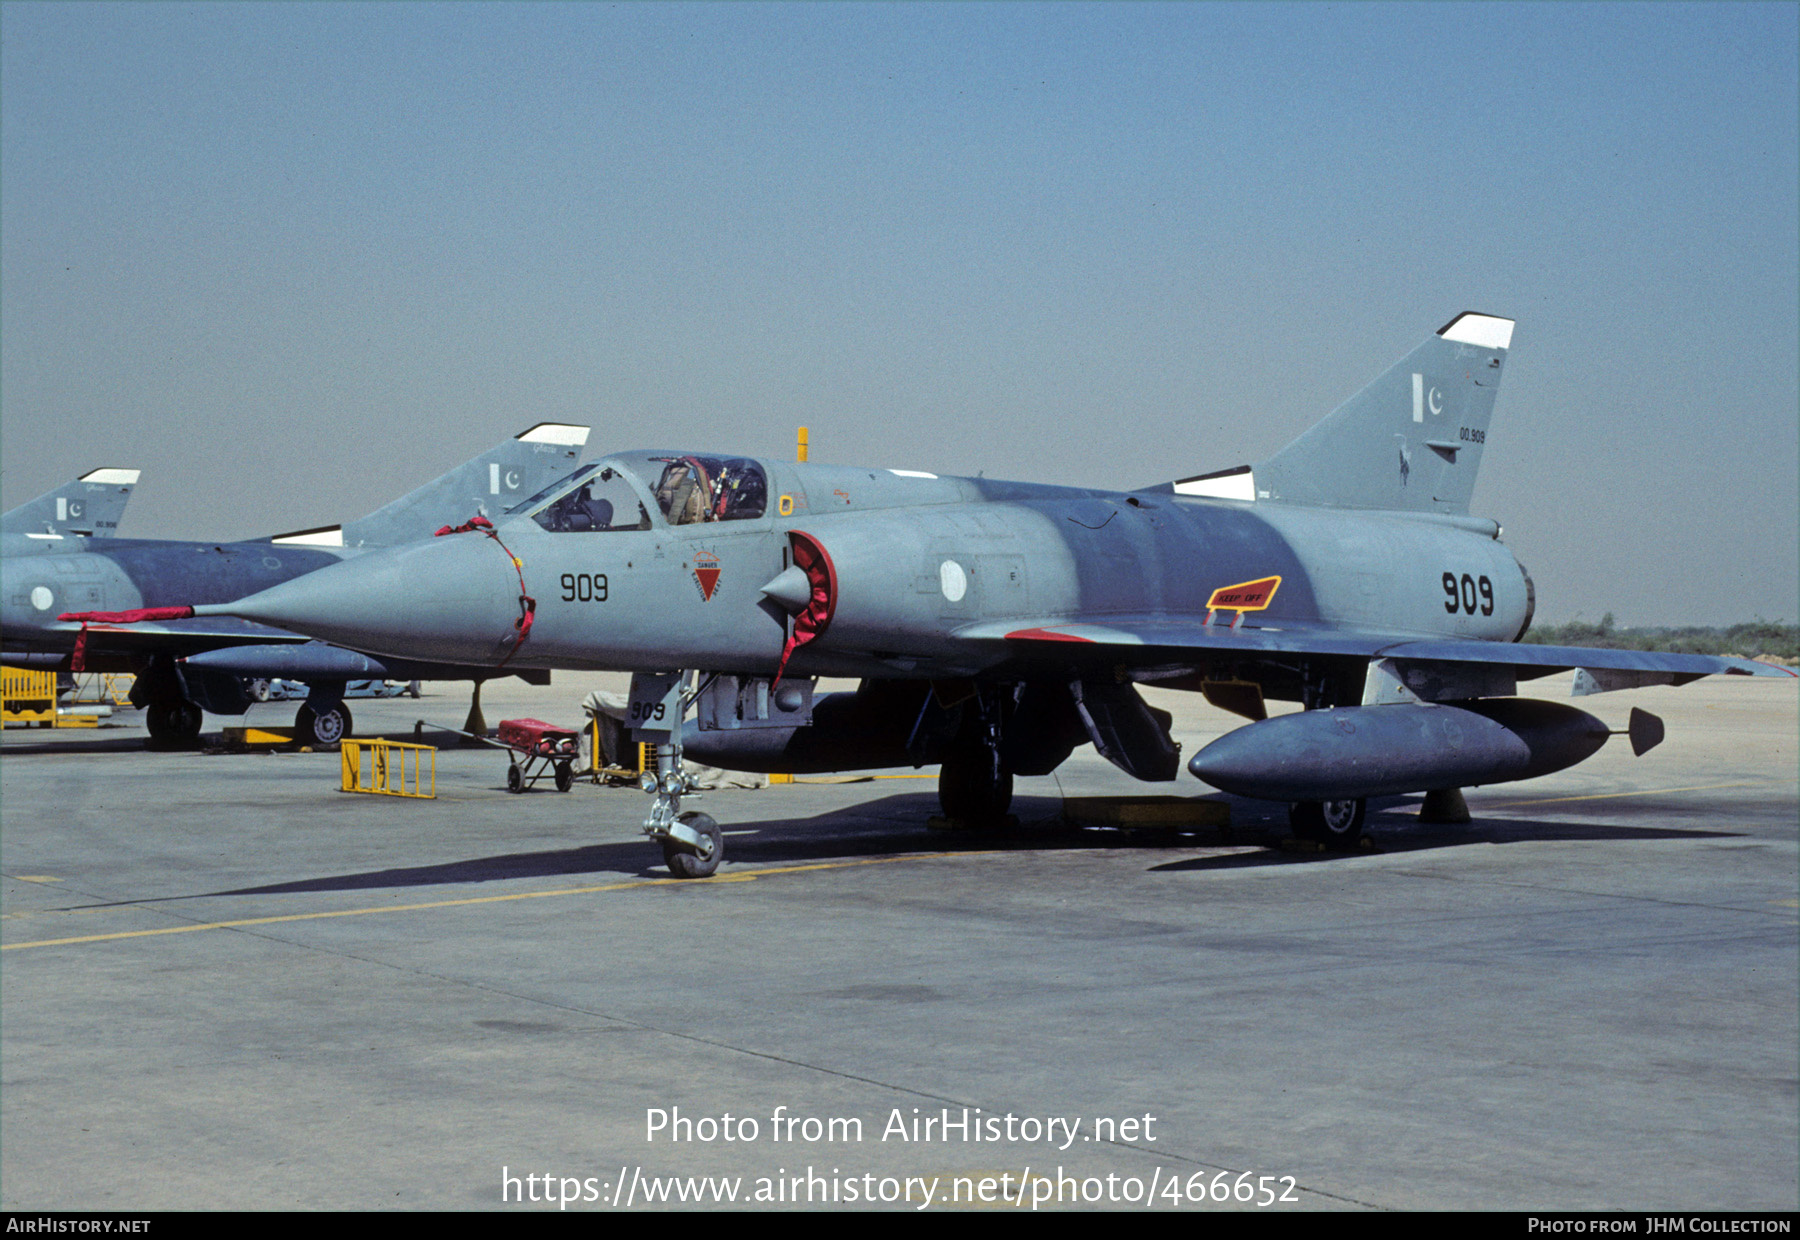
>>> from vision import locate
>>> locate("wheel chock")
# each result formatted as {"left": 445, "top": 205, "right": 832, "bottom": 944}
{"left": 220, "top": 726, "right": 297, "bottom": 749}
{"left": 1060, "top": 796, "right": 1230, "bottom": 831}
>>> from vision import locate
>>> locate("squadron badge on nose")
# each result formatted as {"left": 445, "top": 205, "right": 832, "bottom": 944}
{"left": 691, "top": 549, "right": 721, "bottom": 601}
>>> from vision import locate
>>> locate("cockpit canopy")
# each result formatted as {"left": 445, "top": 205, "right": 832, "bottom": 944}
{"left": 515, "top": 455, "right": 769, "bottom": 533}
{"left": 515, "top": 463, "right": 652, "bottom": 533}
{"left": 645, "top": 455, "right": 767, "bottom": 524}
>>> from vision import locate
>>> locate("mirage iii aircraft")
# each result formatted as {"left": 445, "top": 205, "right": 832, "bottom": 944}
{"left": 87, "top": 314, "right": 1791, "bottom": 874}
{"left": 6, "top": 424, "right": 588, "bottom": 745}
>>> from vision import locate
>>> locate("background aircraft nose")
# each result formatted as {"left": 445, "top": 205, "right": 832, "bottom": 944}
{"left": 200, "top": 532, "right": 532, "bottom": 665}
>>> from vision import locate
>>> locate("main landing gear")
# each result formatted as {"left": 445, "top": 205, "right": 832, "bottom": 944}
{"left": 133, "top": 660, "right": 203, "bottom": 748}
{"left": 938, "top": 744, "right": 1014, "bottom": 826}
{"left": 935, "top": 687, "right": 1015, "bottom": 828}
{"left": 294, "top": 700, "right": 352, "bottom": 747}
{"left": 1286, "top": 672, "right": 1367, "bottom": 847}
{"left": 1288, "top": 798, "right": 1367, "bottom": 845}
{"left": 145, "top": 696, "right": 203, "bottom": 746}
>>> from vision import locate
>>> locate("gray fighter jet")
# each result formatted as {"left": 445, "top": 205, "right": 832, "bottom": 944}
{"left": 3, "top": 424, "right": 588, "bottom": 744}
{"left": 2, "top": 467, "right": 140, "bottom": 544}
{"left": 96, "top": 315, "right": 1792, "bottom": 872}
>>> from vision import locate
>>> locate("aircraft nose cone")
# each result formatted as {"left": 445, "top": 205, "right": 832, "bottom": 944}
{"left": 210, "top": 534, "right": 531, "bottom": 665}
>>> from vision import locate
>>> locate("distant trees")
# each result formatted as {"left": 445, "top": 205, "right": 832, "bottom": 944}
{"left": 1522, "top": 618, "right": 1798, "bottom": 662}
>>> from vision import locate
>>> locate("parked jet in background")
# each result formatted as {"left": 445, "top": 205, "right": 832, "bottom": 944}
{"left": 2, "top": 467, "right": 140, "bottom": 544}
{"left": 4, "top": 424, "right": 589, "bottom": 744}
{"left": 95, "top": 315, "right": 1792, "bottom": 871}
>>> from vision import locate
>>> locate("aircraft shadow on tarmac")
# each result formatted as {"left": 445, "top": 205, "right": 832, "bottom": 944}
{"left": 0, "top": 724, "right": 447, "bottom": 756}
{"left": 0, "top": 734, "right": 156, "bottom": 755}
{"left": 63, "top": 790, "right": 1745, "bottom": 910}
{"left": 1145, "top": 803, "right": 1743, "bottom": 872}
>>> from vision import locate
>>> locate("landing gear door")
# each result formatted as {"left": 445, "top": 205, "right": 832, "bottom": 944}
{"left": 627, "top": 672, "right": 688, "bottom": 741}
{"left": 1070, "top": 678, "right": 1181, "bottom": 782}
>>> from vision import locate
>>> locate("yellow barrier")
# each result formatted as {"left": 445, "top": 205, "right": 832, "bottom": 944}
{"left": 59, "top": 672, "right": 136, "bottom": 707}
{"left": 570, "top": 719, "right": 652, "bottom": 785}
{"left": 2, "top": 667, "right": 58, "bottom": 727}
{"left": 586, "top": 721, "right": 654, "bottom": 772}
{"left": 340, "top": 738, "right": 436, "bottom": 799}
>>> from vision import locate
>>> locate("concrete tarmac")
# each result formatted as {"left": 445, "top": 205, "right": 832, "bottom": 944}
{"left": 2, "top": 673, "right": 1794, "bottom": 1211}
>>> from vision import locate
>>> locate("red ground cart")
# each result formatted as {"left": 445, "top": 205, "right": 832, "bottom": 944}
{"left": 494, "top": 717, "right": 581, "bottom": 792}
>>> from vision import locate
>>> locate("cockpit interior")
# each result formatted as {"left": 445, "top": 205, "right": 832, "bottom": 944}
{"left": 517, "top": 455, "right": 770, "bottom": 533}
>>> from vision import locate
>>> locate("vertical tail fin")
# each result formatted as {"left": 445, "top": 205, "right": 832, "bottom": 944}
{"left": 268, "top": 424, "right": 591, "bottom": 548}
{"left": 1, "top": 468, "right": 140, "bottom": 537}
{"left": 342, "top": 423, "right": 590, "bottom": 546}
{"left": 1253, "top": 313, "right": 1514, "bottom": 515}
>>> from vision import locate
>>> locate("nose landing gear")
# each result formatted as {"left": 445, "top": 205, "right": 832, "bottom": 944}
{"left": 630, "top": 672, "right": 723, "bottom": 878}
{"left": 661, "top": 810, "right": 722, "bottom": 879}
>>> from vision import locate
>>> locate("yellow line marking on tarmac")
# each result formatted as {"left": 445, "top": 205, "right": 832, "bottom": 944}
{"left": 1479, "top": 781, "right": 1790, "bottom": 811}
{"left": 1, "top": 852, "right": 989, "bottom": 952}
{"left": 11, "top": 876, "right": 63, "bottom": 883}
{"left": 782, "top": 773, "right": 935, "bottom": 784}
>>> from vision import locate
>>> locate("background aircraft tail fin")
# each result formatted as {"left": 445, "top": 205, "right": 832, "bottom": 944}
{"left": 335, "top": 424, "right": 589, "bottom": 547}
{"left": 1249, "top": 312, "right": 1514, "bottom": 515}
{"left": 1, "top": 467, "right": 140, "bottom": 537}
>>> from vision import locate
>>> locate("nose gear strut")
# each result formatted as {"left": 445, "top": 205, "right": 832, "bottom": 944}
{"left": 627, "top": 670, "right": 722, "bottom": 878}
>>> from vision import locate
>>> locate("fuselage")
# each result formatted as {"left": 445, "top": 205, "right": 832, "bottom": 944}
{"left": 201, "top": 450, "right": 1535, "bottom": 682}
{"left": 1, "top": 534, "right": 350, "bottom": 669}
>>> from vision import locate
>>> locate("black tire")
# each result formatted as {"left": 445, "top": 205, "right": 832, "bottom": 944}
{"left": 1290, "top": 798, "right": 1367, "bottom": 845}
{"left": 173, "top": 699, "right": 202, "bottom": 740}
{"left": 146, "top": 697, "right": 202, "bottom": 747}
{"left": 506, "top": 764, "right": 525, "bottom": 794}
{"left": 554, "top": 763, "right": 573, "bottom": 793}
{"left": 295, "top": 702, "right": 351, "bottom": 747}
{"left": 247, "top": 678, "right": 272, "bottom": 703}
{"left": 938, "top": 748, "right": 1013, "bottom": 824}
{"left": 663, "top": 811, "right": 722, "bottom": 879}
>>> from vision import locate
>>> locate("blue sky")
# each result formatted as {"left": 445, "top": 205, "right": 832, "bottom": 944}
{"left": 3, "top": 1, "right": 1795, "bottom": 625}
